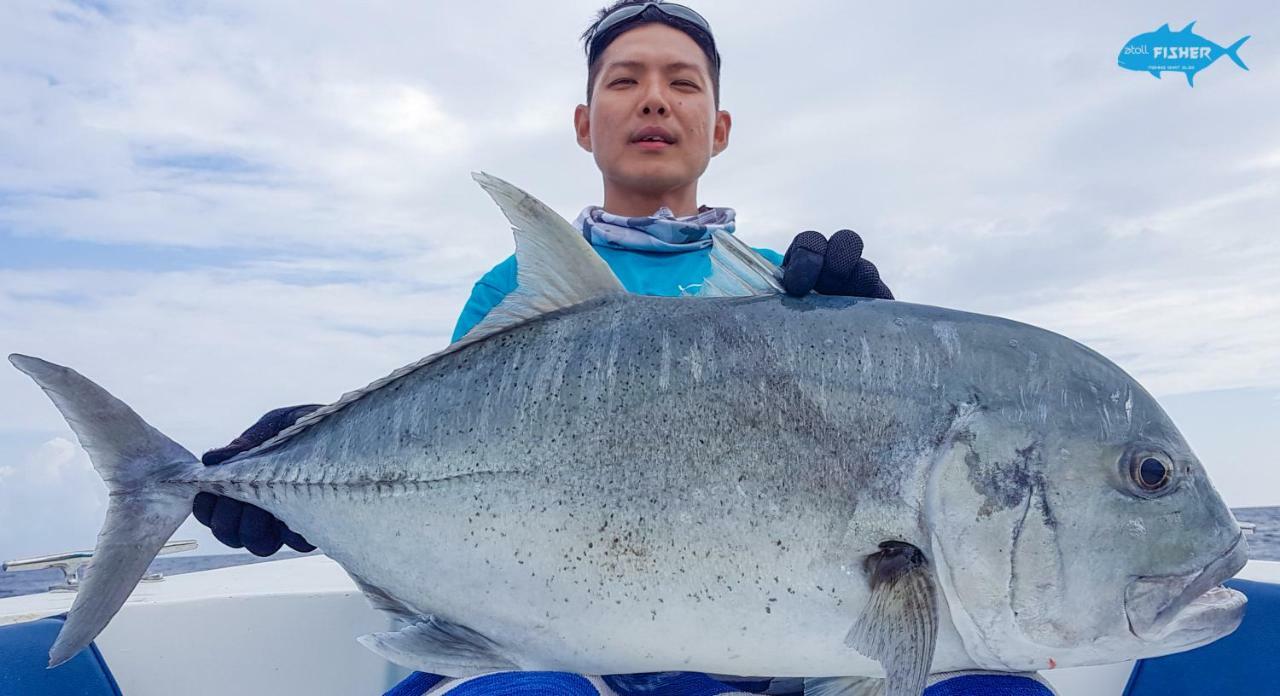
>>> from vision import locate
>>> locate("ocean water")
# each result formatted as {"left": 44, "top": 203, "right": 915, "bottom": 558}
{"left": 1232, "top": 506, "right": 1280, "bottom": 562}
{"left": 3, "top": 508, "right": 1278, "bottom": 600}
{"left": 0, "top": 550, "right": 317, "bottom": 600}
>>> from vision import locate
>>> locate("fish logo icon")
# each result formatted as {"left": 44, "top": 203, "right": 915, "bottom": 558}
{"left": 1118, "top": 22, "right": 1249, "bottom": 86}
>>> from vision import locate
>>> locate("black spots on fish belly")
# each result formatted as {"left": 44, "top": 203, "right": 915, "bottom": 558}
{"left": 845, "top": 541, "right": 938, "bottom": 696}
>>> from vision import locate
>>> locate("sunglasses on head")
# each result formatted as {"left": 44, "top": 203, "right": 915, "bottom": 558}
{"left": 587, "top": 2, "right": 719, "bottom": 68}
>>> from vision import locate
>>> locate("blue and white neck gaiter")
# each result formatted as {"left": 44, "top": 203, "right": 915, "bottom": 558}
{"left": 572, "top": 204, "right": 736, "bottom": 253}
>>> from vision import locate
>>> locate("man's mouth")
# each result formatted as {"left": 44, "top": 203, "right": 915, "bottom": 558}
{"left": 631, "top": 126, "right": 677, "bottom": 150}
{"left": 1124, "top": 534, "right": 1249, "bottom": 646}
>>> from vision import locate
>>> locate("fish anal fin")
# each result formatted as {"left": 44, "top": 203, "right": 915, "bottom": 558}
{"left": 844, "top": 541, "right": 938, "bottom": 696}
{"left": 1149, "top": 69, "right": 1162, "bottom": 79}
{"left": 357, "top": 615, "right": 518, "bottom": 677}
{"left": 347, "top": 570, "right": 418, "bottom": 623}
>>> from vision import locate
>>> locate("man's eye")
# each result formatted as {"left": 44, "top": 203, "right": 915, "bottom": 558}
{"left": 610, "top": 79, "right": 635, "bottom": 86}
{"left": 675, "top": 81, "right": 698, "bottom": 88}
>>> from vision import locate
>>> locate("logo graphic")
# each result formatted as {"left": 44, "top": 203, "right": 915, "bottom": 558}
{"left": 1117, "top": 22, "right": 1249, "bottom": 86}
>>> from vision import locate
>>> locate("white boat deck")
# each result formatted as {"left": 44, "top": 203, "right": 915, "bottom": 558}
{"left": 2, "top": 556, "right": 1277, "bottom": 696}
{"left": 0, "top": 555, "right": 409, "bottom": 695}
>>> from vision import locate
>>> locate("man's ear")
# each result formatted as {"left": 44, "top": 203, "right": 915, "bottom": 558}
{"left": 574, "top": 104, "right": 593, "bottom": 153}
{"left": 711, "top": 109, "right": 731, "bottom": 157}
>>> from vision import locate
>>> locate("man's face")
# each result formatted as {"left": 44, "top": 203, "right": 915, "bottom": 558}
{"left": 575, "top": 23, "right": 731, "bottom": 200}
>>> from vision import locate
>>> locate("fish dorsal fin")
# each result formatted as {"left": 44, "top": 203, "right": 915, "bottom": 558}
{"left": 1180, "top": 21, "right": 1196, "bottom": 34}
{"left": 464, "top": 172, "right": 625, "bottom": 340}
{"left": 1157, "top": 23, "right": 1171, "bottom": 33}
{"left": 223, "top": 173, "right": 623, "bottom": 463}
{"left": 696, "top": 229, "right": 785, "bottom": 297}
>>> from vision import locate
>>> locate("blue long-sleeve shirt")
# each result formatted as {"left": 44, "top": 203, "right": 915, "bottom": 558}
{"left": 450, "top": 243, "right": 785, "bottom": 342}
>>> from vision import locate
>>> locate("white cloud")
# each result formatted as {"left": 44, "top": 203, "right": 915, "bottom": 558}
{"left": 25, "top": 436, "right": 90, "bottom": 484}
{"left": 0, "top": 265, "right": 468, "bottom": 439}
{"left": 1002, "top": 273, "right": 1280, "bottom": 396}
{"left": 0, "top": 435, "right": 107, "bottom": 560}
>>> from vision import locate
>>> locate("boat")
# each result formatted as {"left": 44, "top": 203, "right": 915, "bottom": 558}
{"left": 2, "top": 536, "right": 1276, "bottom": 695}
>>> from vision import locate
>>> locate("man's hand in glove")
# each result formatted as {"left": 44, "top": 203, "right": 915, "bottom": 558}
{"left": 781, "top": 229, "right": 893, "bottom": 299}
{"left": 192, "top": 404, "right": 322, "bottom": 556}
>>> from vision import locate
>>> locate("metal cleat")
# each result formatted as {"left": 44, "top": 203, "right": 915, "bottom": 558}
{"left": 2, "top": 539, "right": 198, "bottom": 592}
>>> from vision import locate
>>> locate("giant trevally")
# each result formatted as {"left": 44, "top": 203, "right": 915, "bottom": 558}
{"left": 11, "top": 173, "right": 1247, "bottom": 696}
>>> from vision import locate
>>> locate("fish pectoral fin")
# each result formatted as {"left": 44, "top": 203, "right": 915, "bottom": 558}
{"left": 803, "top": 676, "right": 885, "bottom": 696}
{"left": 357, "top": 615, "right": 518, "bottom": 677}
{"left": 843, "top": 542, "right": 938, "bottom": 696}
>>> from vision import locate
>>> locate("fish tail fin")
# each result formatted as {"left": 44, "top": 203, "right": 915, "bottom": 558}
{"left": 1224, "top": 35, "right": 1250, "bottom": 70}
{"left": 8, "top": 354, "right": 199, "bottom": 668}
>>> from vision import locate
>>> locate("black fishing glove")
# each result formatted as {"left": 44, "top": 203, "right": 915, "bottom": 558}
{"left": 193, "top": 404, "right": 322, "bottom": 556}
{"left": 781, "top": 229, "right": 894, "bottom": 300}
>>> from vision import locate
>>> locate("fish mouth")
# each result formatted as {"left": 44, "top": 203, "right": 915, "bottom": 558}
{"left": 1124, "top": 534, "right": 1248, "bottom": 647}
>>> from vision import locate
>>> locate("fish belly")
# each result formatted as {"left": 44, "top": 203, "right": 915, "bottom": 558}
{"left": 249, "top": 458, "right": 895, "bottom": 676}
{"left": 210, "top": 295, "right": 989, "bottom": 675}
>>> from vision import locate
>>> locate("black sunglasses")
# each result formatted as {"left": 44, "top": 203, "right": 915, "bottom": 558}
{"left": 587, "top": 2, "right": 719, "bottom": 68}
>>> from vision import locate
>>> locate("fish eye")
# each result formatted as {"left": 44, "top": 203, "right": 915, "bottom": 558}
{"left": 1127, "top": 451, "right": 1175, "bottom": 495}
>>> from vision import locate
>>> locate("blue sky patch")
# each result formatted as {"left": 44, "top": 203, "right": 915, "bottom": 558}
{"left": 133, "top": 150, "right": 269, "bottom": 175}
{"left": 0, "top": 187, "right": 96, "bottom": 206}
{"left": 0, "top": 232, "right": 257, "bottom": 272}
{"left": 67, "top": 0, "right": 115, "bottom": 17}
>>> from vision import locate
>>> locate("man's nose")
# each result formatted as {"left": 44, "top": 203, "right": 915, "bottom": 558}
{"left": 640, "top": 83, "right": 670, "bottom": 116}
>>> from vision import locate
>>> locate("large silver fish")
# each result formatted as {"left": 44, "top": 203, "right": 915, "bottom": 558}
{"left": 11, "top": 173, "right": 1247, "bottom": 696}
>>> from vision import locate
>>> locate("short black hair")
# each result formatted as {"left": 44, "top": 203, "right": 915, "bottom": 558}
{"left": 580, "top": 0, "right": 721, "bottom": 108}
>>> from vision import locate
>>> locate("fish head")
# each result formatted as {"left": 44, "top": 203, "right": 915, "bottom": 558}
{"left": 924, "top": 337, "right": 1246, "bottom": 672}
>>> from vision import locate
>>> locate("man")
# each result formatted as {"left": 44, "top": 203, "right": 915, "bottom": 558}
{"left": 196, "top": 3, "right": 1054, "bottom": 695}
{"left": 194, "top": 0, "right": 890, "bottom": 569}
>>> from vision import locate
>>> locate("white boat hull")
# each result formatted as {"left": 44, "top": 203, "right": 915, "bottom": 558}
{"left": 3, "top": 556, "right": 1277, "bottom": 695}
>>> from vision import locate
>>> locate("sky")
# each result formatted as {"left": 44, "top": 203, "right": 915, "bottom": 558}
{"left": 0, "top": 1, "right": 1277, "bottom": 561}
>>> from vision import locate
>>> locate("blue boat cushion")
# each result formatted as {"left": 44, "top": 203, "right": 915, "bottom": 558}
{"left": 0, "top": 613, "right": 123, "bottom": 696}
{"left": 1124, "top": 578, "right": 1280, "bottom": 695}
